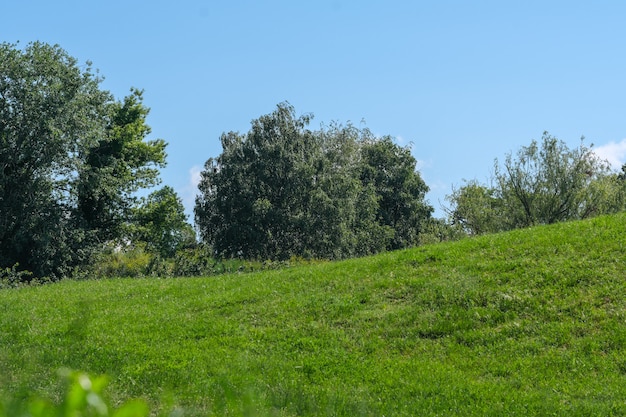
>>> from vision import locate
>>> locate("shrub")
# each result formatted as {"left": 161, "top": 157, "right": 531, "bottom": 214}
{"left": 90, "top": 245, "right": 152, "bottom": 278}
{"left": 0, "top": 264, "right": 33, "bottom": 289}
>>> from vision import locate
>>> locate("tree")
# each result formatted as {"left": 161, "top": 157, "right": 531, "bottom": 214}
{"left": 447, "top": 133, "right": 622, "bottom": 236}
{"left": 130, "top": 186, "right": 196, "bottom": 258}
{"left": 195, "top": 103, "right": 432, "bottom": 260}
{"left": 304, "top": 122, "right": 394, "bottom": 258}
{"left": 583, "top": 168, "right": 626, "bottom": 216}
{"left": 76, "top": 88, "right": 167, "bottom": 245}
{"left": 359, "top": 137, "right": 432, "bottom": 249}
{"left": 445, "top": 180, "right": 506, "bottom": 235}
{"left": 0, "top": 42, "right": 166, "bottom": 279}
{"left": 494, "top": 133, "right": 611, "bottom": 227}
{"left": 195, "top": 103, "right": 317, "bottom": 259}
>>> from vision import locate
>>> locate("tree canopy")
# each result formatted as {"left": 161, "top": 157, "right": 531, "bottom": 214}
{"left": 0, "top": 42, "right": 166, "bottom": 279}
{"left": 195, "top": 102, "right": 432, "bottom": 260}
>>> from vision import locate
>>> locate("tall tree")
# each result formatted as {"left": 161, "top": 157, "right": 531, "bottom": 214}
{"left": 0, "top": 42, "right": 166, "bottom": 279}
{"left": 195, "top": 103, "right": 432, "bottom": 260}
{"left": 195, "top": 103, "right": 318, "bottom": 259}
{"left": 76, "top": 88, "right": 167, "bottom": 244}
{"left": 304, "top": 122, "right": 393, "bottom": 258}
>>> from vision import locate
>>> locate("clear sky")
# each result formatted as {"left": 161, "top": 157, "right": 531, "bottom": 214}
{"left": 4, "top": 0, "right": 626, "bottom": 219}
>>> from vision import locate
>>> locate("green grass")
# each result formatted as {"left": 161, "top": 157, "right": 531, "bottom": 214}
{"left": 1, "top": 214, "right": 626, "bottom": 416}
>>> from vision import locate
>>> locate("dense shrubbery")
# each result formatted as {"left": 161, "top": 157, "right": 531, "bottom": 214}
{"left": 446, "top": 133, "right": 626, "bottom": 235}
{"left": 86, "top": 244, "right": 324, "bottom": 279}
{"left": 0, "top": 264, "right": 33, "bottom": 289}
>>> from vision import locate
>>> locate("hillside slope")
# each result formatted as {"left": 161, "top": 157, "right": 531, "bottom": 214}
{"left": 1, "top": 214, "right": 626, "bottom": 416}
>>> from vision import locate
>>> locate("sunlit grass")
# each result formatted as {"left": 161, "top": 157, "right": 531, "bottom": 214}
{"left": 1, "top": 213, "right": 626, "bottom": 415}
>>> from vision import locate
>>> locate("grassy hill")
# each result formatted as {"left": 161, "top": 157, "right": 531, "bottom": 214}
{"left": 1, "top": 213, "right": 626, "bottom": 416}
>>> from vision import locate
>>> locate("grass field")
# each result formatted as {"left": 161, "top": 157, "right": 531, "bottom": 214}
{"left": 1, "top": 213, "right": 626, "bottom": 416}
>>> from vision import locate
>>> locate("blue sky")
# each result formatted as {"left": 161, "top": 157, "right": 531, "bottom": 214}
{"left": 4, "top": 1, "right": 626, "bottom": 219}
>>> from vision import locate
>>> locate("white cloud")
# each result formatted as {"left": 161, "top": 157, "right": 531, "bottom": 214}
{"left": 190, "top": 165, "right": 202, "bottom": 189}
{"left": 594, "top": 139, "right": 626, "bottom": 170}
{"left": 180, "top": 165, "right": 203, "bottom": 217}
{"left": 415, "top": 158, "right": 433, "bottom": 170}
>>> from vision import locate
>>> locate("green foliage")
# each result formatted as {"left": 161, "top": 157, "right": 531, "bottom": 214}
{"left": 0, "top": 369, "right": 150, "bottom": 417}
{"left": 90, "top": 245, "right": 152, "bottom": 278}
{"left": 585, "top": 168, "right": 626, "bottom": 215}
{"left": 446, "top": 180, "right": 507, "bottom": 235}
{"left": 419, "top": 217, "right": 465, "bottom": 244}
{"left": 360, "top": 136, "right": 432, "bottom": 248}
{"left": 0, "top": 41, "right": 109, "bottom": 279}
{"left": 495, "top": 133, "right": 612, "bottom": 227}
{"left": 88, "top": 244, "right": 318, "bottom": 278}
{"left": 195, "top": 102, "right": 432, "bottom": 260}
{"left": 2, "top": 213, "right": 626, "bottom": 416}
{"left": 0, "top": 264, "right": 33, "bottom": 289}
{"left": 129, "top": 186, "right": 196, "bottom": 258}
{"left": 76, "top": 88, "right": 167, "bottom": 246}
{"left": 447, "top": 133, "right": 625, "bottom": 235}
{"left": 0, "top": 42, "right": 166, "bottom": 281}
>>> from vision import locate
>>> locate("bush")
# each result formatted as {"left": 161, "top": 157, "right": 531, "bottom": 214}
{"left": 90, "top": 245, "right": 152, "bottom": 278}
{"left": 83, "top": 244, "right": 325, "bottom": 279}
{"left": 0, "top": 264, "right": 33, "bottom": 289}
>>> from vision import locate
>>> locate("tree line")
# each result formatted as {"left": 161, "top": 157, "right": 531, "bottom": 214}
{"left": 0, "top": 42, "right": 193, "bottom": 283}
{"left": 1, "top": 42, "right": 625, "bottom": 284}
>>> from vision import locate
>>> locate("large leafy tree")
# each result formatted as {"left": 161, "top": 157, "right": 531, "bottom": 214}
{"left": 195, "top": 103, "right": 432, "bottom": 260}
{"left": 0, "top": 42, "right": 166, "bottom": 279}
{"left": 195, "top": 103, "right": 320, "bottom": 259}
{"left": 76, "top": 88, "right": 167, "bottom": 244}
{"left": 301, "top": 122, "right": 394, "bottom": 258}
